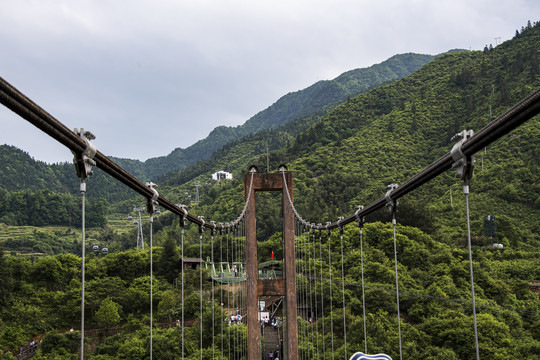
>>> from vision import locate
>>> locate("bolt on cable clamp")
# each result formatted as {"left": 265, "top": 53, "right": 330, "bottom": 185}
{"left": 72, "top": 128, "right": 97, "bottom": 179}
{"left": 451, "top": 129, "right": 476, "bottom": 181}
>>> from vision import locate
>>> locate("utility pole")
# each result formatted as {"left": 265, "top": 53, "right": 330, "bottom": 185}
{"left": 133, "top": 206, "right": 145, "bottom": 249}
{"left": 194, "top": 181, "right": 201, "bottom": 203}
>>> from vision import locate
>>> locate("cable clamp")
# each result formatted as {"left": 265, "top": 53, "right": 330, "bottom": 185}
{"left": 385, "top": 183, "right": 399, "bottom": 213}
{"left": 211, "top": 221, "right": 217, "bottom": 236}
{"left": 176, "top": 204, "right": 188, "bottom": 227}
{"left": 198, "top": 216, "right": 205, "bottom": 234}
{"left": 72, "top": 128, "right": 97, "bottom": 179}
{"left": 450, "top": 129, "right": 475, "bottom": 181}
{"left": 337, "top": 217, "right": 345, "bottom": 234}
{"left": 326, "top": 221, "right": 332, "bottom": 236}
{"left": 218, "top": 223, "right": 224, "bottom": 235}
{"left": 355, "top": 205, "right": 365, "bottom": 228}
{"left": 146, "top": 182, "right": 159, "bottom": 214}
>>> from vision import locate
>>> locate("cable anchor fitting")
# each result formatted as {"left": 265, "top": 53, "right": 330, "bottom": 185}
{"left": 451, "top": 129, "right": 476, "bottom": 182}
{"left": 72, "top": 128, "right": 97, "bottom": 181}
{"left": 337, "top": 217, "right": 345, "bottom": 235}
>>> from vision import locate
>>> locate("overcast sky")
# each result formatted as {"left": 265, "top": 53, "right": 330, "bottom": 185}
{"left": 1, "top": 0, "right": 537, "bottom": 164}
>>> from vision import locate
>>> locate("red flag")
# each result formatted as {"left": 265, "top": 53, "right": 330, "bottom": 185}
{"left": 271, "top": 251, "right": 274, "bottom": 259}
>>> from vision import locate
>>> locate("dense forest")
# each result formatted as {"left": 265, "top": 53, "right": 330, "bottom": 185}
{"left": 0, "top": 21, "right": 539, "bottom": 359}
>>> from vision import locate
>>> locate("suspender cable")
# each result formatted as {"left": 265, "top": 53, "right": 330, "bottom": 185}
{"left": 302, "top": 224, "right": 308, "bottom": 360}
{"left": 385, "top": 184, "right": 403, "bottom": 360}
{"left": 309, "top": 229, "right": 317, "bottom": 360}
{"left": 298, "top": 221, "right": 304, "bottom": 360}
{"left": 318, "top": 228, "right": 326, "bottom": 360}
{"left": 306, "top": 227, "right": 312, "bottom": 359}
{"left": 211, "top": 223, "right": 216, "bottom": 360}
{"left": 232, "top": 225, "right": 238, "bottom": 360}
{"left": 451, "top": 129, "right": 480, "bottom": 360}
{"left": 243, "top": 220, "right": 246, "bottom": 359}
{"left": 198, "top": 218, "right": 205, "bottom": 360}
{"left": 327, "top": 224, "right": 335, "bottom": 360}
{"left": 392, "top": 212, "right": 402, "bottom": 360}
{"left": 338, "top": 219, "right": 347, "bottom": 359}
{"left": 71, "top": 128, "right": 96, "bottom": 360}
{"left": 296, "top": 221, "right": 300, "bottom": 357}
{"left": 303, "top": 224, "right": 308, "bottom": 360}
{"left": 149, "top": 213, "right": 154, "bottom": 360}
{"left": 226, "top": 228, "right": 231, "bottom": 360}
{"left": 146, "top": 182, "right": 159, "bottom": 360}
{"left": 242, "top": 218, "right": 247, "bottom": 359}
{"left": 219, "top": 224, "right": 224, "bottom": 359}
{"left": 386, "top": 183, "right": 402, "bottom": 360}
{"left": 465, "top": 181, "right": 480, "bottom": 360}
{"left": 79, "top": 180, "right": 86, "bottom": 359}
{"left": 238, "top": 221, "right": 243, "bottom": 360}
{"left": 234, "top": 223, "right": 239, "bottom": 360}
{"left": 355, "top": 208, "right": 368, "bottom": 355}
{"left": 180, "top": 213, "right": 186, "bottom": 360}
{"left": 361, "top": 226, "right": 368, "bottom": 354}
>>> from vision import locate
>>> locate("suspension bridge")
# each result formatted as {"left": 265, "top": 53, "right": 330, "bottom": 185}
{"left": 1, "top": 75, "right": 539, "bottom": 360}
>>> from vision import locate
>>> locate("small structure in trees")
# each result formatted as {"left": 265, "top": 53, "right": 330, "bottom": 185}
{"left": 181, "top": 257, "right": 204, "bottom": 270}
{"left": 212, "top": 170, "right": 233, "bottom": 181}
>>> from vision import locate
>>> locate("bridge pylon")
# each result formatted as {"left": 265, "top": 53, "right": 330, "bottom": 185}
{"left": 244, "top": 166, "right": 298, "bottom": 360}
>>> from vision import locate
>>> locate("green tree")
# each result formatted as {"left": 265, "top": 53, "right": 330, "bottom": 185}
{"left": 158, "top": 236, "right": 179, "bottom": 284}
{"left": 157, "top": 289, "right": 181, "bottom": 322}
{"left": 95, "top": 297, "right": 121, "bottom": 330}
{"left": 0, "top": 249, "right": 13, "bottom": 312}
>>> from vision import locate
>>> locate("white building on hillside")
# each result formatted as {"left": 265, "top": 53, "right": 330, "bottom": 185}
{"left": 212, "top": 170, "right": 233, "bottom": 181}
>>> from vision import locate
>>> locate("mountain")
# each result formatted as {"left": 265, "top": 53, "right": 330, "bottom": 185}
{"left": 0, "top": 52, "right": 439, "bottom": 203}
{"left": 0, "top": 145, "right": 136, "bottom": 203}
{"left": 179, "top": 22, "right": 539, "bottom": 245}
{"left": 111, "top": 53, "right": 438, "bottom": 179}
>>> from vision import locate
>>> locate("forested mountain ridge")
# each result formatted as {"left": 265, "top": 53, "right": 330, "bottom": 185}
{"left": 0, "top": 144, "right": 137, "bottom": 204}
{"left": 183, "top": 21, "right": 539, "bottom": 246}
{"left": 110, "top": 53, "right": 438, "bottom": 179}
